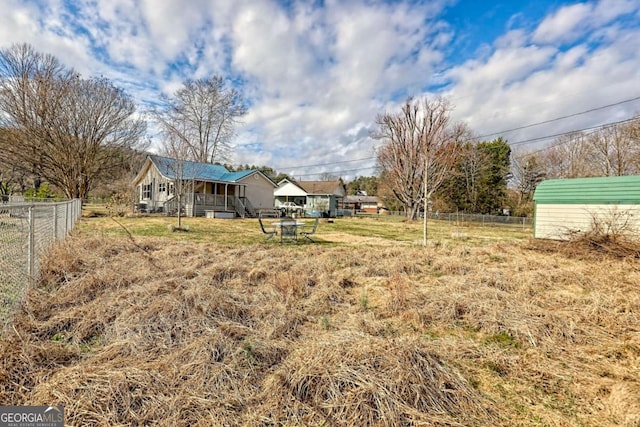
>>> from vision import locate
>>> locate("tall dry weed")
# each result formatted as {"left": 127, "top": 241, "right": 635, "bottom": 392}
{"left": 253, "top": 331, "right": 496, "bottom": 426}
{"left": 1, "top": 233, "right": 638, "bottom": 426}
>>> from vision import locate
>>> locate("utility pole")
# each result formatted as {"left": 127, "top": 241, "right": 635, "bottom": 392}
{"left": 423, "top": 154, "right": 429, "bottom": 247}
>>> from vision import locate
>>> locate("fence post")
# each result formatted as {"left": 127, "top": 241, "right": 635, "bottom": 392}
{"left": 53, "top": 204, "right": 58, "bottom": 240}
{"left": 28, "top": 205, "right": 35, "bottom": 284}
{"left": 66, "top": 201, "right": 71, "bottom": 235}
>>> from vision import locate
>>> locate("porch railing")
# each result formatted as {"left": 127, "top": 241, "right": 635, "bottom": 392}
{"left": 235, "top": 197, "right": 259, "bottom": 218}
{"left": 163, "top": 193, "right": 240, "bottom": 217}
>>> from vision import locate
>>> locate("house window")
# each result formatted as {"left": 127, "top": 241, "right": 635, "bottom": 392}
{"left": 168, "top": 183, "right": 174, "bottom": 195}
{"left": 142, "top": 183, "right": 152, "bottom": 199}
{"left": 158, "top": 183, "right": 166, "bottom": 193}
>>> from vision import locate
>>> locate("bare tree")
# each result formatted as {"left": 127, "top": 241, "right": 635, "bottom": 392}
{"left": 154, "top": 76, "right": 247, "bottom": 164}
{"left": 588, "top": 121, "right": 640, "bottom": 176}
{"left": 160, "top": 129, "right": 192, "bottom": 230}
{"left": 540, "top": 132, "right": 596, "bottom": 179}
{"left": 373, "top": 96, "right": 466, "bottom": 244}
{"left": 511, "top": 150, "right": 546, "bottom": 214}
{"left": 0, "top": 128, "right": 22, "bottom": 199}
{"left": 539, "top": 118, "right": 640, "bottom": 180}
{"left": 624, "top": 117, "right": 640, "bottom": 172}
{"left": 0, "top": 43, "right": 146, "bottom": 199}
{"left": 320, "top": 172, "right": 340, "bottom": 181}
{"left": 450, "top": 141, "right": 491, "bottom": 212}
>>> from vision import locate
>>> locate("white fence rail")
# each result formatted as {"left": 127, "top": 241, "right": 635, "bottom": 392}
{"left": 0, "top": 199, "right": 82, "bottom": 328}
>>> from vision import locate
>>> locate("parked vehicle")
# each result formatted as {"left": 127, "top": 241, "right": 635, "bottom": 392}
{"left": 279, "top": 201, "right": 304, "bottom": 215}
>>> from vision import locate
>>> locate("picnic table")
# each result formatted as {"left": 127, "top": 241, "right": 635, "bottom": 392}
{"left": 271, "top": 219, "right": 306, "bottom": 243}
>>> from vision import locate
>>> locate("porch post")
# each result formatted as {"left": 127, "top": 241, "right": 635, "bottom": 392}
{"left": 191, "top": 179, "right": 195, "bottom": 217}
{"left": 225, "top": 183, "right": 229, "bottom": 211}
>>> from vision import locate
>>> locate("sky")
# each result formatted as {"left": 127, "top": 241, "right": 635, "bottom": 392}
{"left": 1, "top": 0, "right": 639, "bottom": 180}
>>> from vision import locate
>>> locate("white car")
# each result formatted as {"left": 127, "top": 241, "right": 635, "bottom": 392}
{"left": 280, "top": 202, "right": 304, "bottom": 214}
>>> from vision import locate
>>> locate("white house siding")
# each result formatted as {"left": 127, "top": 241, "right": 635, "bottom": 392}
{"left": 274, "top": 182, "right": 307, "bottom": 208}
{"left": 534, "top": 204, "right": 640, "bottom": 240}
{"left": 139, "top": 166, "right": 171, "bottom": 211}
{"left": 274, "top": 182, "right": 307, "bottom": 198}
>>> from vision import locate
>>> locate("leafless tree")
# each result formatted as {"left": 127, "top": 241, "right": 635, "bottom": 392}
{"left": 154, "top": 76, "right": 247, "bottom": 164}
{"left": 511, "top": 149, "right": 546, "bottom": 214}
{"left": 538, "top": 118, "right": 640, "bottom": 180}
{"left": 540, "top": 131, "right": 596, "bottom": 179}
{"left": 624, "top": 117, "right": 640, "bottom": 171}
{"left": 320, "top": 172, "right": 340, "bottom": 181}
{"left": 454, "top": 142, "right": 491, "bottom": 212}
{"left": 0, "top": 43, "right": 146, "bottom": 199}
{"left": 588, "top": 120, "right": 640, "bottom": 176}
{"left": 0, "top": 128, "right": 22, "bottom": 199}
{"left": 159, "top": 125, "right": 194, "bottom": 230}
{"left": 373, "top": 96, "right": 466, "bottom": 244}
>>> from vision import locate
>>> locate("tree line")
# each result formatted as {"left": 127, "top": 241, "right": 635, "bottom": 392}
{"left": 0, "top": 43, "right": 246, "bottom": 201}
{"left": 1, "top": 43, "right": 638, "bottom": 218}
{"left": 369, "top": 97, "right": 639, "bottom": 221}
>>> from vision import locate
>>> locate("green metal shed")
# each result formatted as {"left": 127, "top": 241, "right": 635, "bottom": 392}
{"left": 533, "top": 176, "right": 640, "bottom": 240}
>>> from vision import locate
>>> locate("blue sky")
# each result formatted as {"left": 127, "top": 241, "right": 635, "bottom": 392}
{"left": 1, "top": 0, "right": 639, "bottom": 179}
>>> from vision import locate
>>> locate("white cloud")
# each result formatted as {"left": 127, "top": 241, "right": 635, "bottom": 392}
{"left": 227, "top": 0, "right": 450, "bottom": 172}
{"left": 446, "top": 18, "right": 640, "bottom": 149}
{"left": 592, "top": 0, "right": 638, "bottom": 24}
{"left": 447, "top": 41, "right": 557, "bottom": 97}
{"left": 532, "top": 2, "right": 592, "bottom": 44}
{"left": 533, "top": 0, "right": 637, "bottom": 45}
{"left": 1, "top": 0, "right": 639, "bottom": 179}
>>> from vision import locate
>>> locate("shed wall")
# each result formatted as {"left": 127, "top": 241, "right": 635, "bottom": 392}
{"left": 534, "top": 204, "right": 640, "bottom": 240}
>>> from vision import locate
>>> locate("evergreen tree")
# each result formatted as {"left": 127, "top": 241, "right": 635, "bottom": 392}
{"left": 346, "top": 176, "right": 379, "bottom": 195}
{"left": 439, "top": 137, "right": 511, "bottom": 214}
{"left": 476, "top": 138, "right": 511, "bottom": 214}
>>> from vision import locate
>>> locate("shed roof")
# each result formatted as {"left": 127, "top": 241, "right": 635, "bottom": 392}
{"left": 533, "top": 176, "right": 640, "bottom": 204}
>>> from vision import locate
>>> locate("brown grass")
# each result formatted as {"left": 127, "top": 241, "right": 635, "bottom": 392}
{"left": 1, "top": 223, "right": 639, "bottom": 426}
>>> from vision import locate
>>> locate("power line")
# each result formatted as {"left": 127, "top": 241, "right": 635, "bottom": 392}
{"left": 283, "top": 155, "right": 376, "bottom": 170}
{"left": 289, "top": 115, "right": 640, "bottom": 177}
{"left": 512, "top": 127, "right": 602, "bottom": 160}
{"left": 475, "top": 95, "right": 640, "bottom": 139}
{"left": 237, "top": 97, "right": 640, "bottom": 177}
{"left": 508, "top": 116, "right": 639, "bottom": 147}
{"left": 292, "top": 165, "right": 380, "bottom": 178}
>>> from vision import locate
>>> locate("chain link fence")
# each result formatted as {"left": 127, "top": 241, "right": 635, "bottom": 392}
{"left": 0, "top": 199, "right": 82, "bottom": 329}
{"left": 344, "top": 210, "right": 533, "bottom": 230}
{"left": 426, "top": 212, "right": 533, "bottom": 229}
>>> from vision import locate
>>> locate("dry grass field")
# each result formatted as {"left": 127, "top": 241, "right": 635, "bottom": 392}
{"left": 1, "top": 213, "right": 639, "bottom": 426}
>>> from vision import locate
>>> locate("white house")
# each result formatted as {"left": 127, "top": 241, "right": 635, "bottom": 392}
{"left": 274, "top": 179, "right": 346, "bottom": 217}
{"left": 132, "top": 155, "right": 276, "bottom": 218}
{"left": 533, "top": 175, "right": 640, "bottom": 240}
